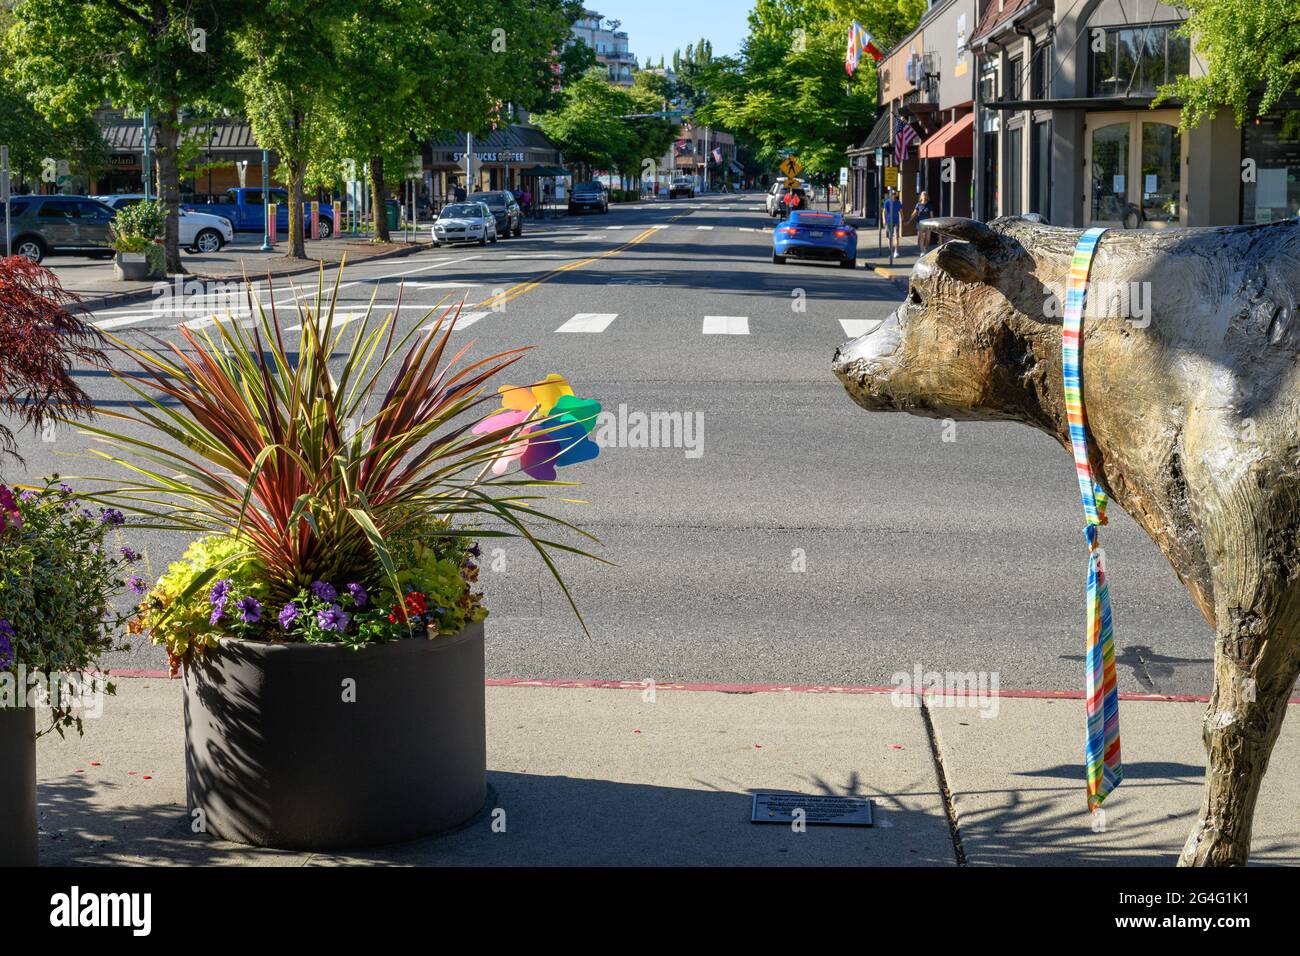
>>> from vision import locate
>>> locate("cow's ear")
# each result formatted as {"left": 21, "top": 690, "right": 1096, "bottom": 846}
{"left": 934, "top": 240, "right": 992, "bottom": 284}
{"left": 921, "top": 217, "right": 1002, "bottom": 254}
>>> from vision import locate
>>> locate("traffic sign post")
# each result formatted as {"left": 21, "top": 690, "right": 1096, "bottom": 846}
{"left": 1, "top": 145, "right": 10, "bottom": 258}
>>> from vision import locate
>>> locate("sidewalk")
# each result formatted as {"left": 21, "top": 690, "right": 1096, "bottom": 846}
{"left": 861, "top": 241, "right": 922, "bottom": 287}
{"left": 33, "top": 678, "right": 1300, "bottom": 866}
{"left": 48, "top": 233, "right": 432, "bottom": 312}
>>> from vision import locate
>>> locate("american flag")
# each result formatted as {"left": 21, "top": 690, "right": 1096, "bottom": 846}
{"left": 894, "top": 117, "right": 917, "bottom": 165}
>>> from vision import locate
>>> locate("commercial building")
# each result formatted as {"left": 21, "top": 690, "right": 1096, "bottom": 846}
{"left": 852, "top": 0, "right": 1300, "bottom": 229}
{"left": 571, "top": 9, "right": 638, "bottom": 87}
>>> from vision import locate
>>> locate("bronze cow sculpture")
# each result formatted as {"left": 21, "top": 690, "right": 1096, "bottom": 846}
{"left": 833, "top": 215, "right": 1300, "bottom": 866}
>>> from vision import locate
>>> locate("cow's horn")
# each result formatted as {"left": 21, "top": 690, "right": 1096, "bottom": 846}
{"left": 920, "top": 217, "right": 1001, "bottom": 252}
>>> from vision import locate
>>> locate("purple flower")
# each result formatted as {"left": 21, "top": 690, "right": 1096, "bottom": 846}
{"left": 128, "top": 576, "right": 147, "bottom": 595}
{"left": 209, "top": 578, "right": 232, "bottom": 607}
{"left": 209, "top": 606, "right": 224, "bottom": 626}
{"left": 310, "top": 580, "right": 337, "bottom": 603}
{"left": 58, "top": 483, "right": 73, "bottom": 497}
{"left": 0, "top": 619, "right": 14, "bottom": 669}
{"left": 317, "top": 604, "right": 350, "bottom": 633}
{"left": 278, "top": 603, "right": 300, "bottom": 630}
{"left": 120, "top": 547, "right": 140, "bottom": 562}
{"left": 468, "top": 542, "right": 482, "bottom": 559}
{"left": 236, "top": 596, "right": 262, "bottom": 624}
{"left": 99, "top": 508, "right": 126, "bottom": 526}
{"left": 346, "top": 583, "right": 368, "bottom": 608}
{"left": 18, "top": 489, "right": 36, "bottom": 502}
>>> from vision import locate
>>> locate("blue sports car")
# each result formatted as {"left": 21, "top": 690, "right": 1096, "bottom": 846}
{"left": 772, "top": 210, "right": 858, "bottom": 268}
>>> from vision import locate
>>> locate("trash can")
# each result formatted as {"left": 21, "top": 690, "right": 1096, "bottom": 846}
{"left": 384, "top": 199, "right": 401, "bottom": 232}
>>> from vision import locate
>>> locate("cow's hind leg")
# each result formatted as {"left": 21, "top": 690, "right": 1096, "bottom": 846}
{"left": 1180, "top": 620, "right": 1300, "bottom": 866}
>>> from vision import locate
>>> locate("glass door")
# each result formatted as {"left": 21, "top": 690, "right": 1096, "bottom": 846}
{"left": 1085, "top": 110, "right": 1185, "bottom": 228}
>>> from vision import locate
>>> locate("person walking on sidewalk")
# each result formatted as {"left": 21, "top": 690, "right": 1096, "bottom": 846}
{"left": 882, "top": 188, "right": 903, "bottom": 262}
{"left": 909, "top": 190, "right": 935, "bottom": 255}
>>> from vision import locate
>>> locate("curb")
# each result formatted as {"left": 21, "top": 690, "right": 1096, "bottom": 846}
{"left": 71, "top": 240, "right": 433, "bottom": 313}
{"left": 101, "top": 670, "right": 1300, "bottom": 705}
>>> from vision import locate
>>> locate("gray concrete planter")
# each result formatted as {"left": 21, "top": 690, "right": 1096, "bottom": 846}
{"left": 0, "top": 705, "right": 38, "bottom": 866}
{"left": 183, "top": 622, "right": 486, "bottom": 850}
{"left": 113, "top": 251, "right": 164, "bottom": 282}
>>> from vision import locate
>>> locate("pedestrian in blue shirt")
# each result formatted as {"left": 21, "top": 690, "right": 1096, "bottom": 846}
{"left": 882, "top": 188, "right": 904, "bottom": 261}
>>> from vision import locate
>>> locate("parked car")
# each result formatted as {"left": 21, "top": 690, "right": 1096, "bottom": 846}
{"left": 568, "top": 181, "right": 609, "bottom": 214}
{"left": 94, "top": 194, "right": 235, "bottom": 253}
{"left": 182, "top": 187, "right": 335, "bottom": 238}
{"left": 3, "top": 195, "right": 115, "bottom": 264}
{"left": 669, "top": 177, "right": 696, "bottom": 199}
{"left": 772, "top": 210, "right": 857, "bottom": 268}
{"left": 430, "top": 202, "right": 497, "bottom": 246}
{"left": 467, "top": 191, "right": 523, "bottom": 238}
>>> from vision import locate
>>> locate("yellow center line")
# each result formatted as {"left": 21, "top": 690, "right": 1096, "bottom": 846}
{"left": 473, "top": 223, "right": 665, "bottom": 311}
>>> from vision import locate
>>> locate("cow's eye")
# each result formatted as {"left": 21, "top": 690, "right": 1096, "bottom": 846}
{"left": 909, "top": 287, "right": 924, "bottom": 307}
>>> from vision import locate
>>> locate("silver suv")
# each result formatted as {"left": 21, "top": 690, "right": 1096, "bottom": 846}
{"left": 4, "top": 195, "right": 116, "bottom": 263}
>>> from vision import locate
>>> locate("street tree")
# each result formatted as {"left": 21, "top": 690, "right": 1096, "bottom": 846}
{"left": 535, "top": 69, "right": 637, "bottom": 179}
{"left": 1154, "top": 0, "right": 1300, "bottom": 129}
{"left": 6, "top": 0, "right": 245, "bottom": 272}
{"left": 697, "top": 0, "right": 883, "bottom": 179}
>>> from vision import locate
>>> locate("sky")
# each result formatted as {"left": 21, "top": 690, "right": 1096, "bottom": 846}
{"left": 593, "top": 1, "right": 754, "bottom": 69}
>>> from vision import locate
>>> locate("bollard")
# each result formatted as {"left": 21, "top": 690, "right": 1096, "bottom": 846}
{"left": 310, "top": 201, "right": 319, "bottom": 241}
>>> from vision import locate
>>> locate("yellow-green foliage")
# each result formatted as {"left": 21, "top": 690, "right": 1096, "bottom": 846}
{"left": 137, "top": 535, "right": 265, "bottom": 661}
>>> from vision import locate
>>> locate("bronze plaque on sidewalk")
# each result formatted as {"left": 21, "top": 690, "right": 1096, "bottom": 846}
{"left": 750, "top": 793, "right": 874, "bottom": 827}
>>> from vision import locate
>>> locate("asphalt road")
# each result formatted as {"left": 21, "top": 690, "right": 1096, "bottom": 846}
{"left": 9, "top": 192, "right": 1214, "bottom": 694}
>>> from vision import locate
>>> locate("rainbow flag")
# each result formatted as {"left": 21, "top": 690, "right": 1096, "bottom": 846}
{"left": 1062, "top": 227, "right": 1122, "bottom": 812}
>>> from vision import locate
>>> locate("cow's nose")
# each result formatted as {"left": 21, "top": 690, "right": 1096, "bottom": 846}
{"left": 833, "top": 311, "right": 902, "bottom": 374}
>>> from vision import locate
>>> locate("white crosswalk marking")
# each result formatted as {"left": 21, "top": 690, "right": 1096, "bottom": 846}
{"left": 702, "top": 315, "right": 748, "bottom": 335}
{"left": 405, "top": 281, "right": 482, "bottom": 289}
{"left": 96, "top": 313, "right": 163, "bottom": 331}
{"left": 555, "top": 312, "right": 617, "bottom": 333}
{"left": 696, "top": 225, "right": 713, "bottom": 230}
{"left": 284, "top": 312, "right": 362, "bottom": 333}
{"left": 608, "top": 225, "right": 624, "bottom": 229}
{"left": 421, "top": 311, "right": 488, "bottom": 331}
{"left": 651, "top": 224, "right": 669, "bottom": 230}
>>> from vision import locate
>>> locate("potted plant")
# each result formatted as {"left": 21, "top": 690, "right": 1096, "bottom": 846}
{"left": 86, "top": 275, "right": 603, "bottom": 849}
{"left": 1, "top": 254, "right": 120, "bottom": 866}
{"left": 109, "top": 199, "right": 165, "bottom": 281}
{"left": 0, "top": 481, "right": 140, "bottom": 865}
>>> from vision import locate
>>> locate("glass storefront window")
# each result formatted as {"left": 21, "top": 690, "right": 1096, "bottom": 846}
{"left": 1242, "top": 113, "right": 1300, "bottom": 223}
{"left": 1090, "top": 24, "right": 1191, "bottom": 97}
{"left": 1006, "top": 126, "right": 1023, "bottom": 216}
{"left": 1030, "top": 120, "right": 1052, "bottom": 220}
{"left": 1140, "top": 122, "right": 1181, "bottom": 223}
{"left": 1091, "top": 122, "right": 1129, "bottom": 221}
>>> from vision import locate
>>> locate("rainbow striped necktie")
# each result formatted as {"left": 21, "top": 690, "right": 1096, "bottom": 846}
{"left": 1062, "top": 227, "right": 1122, "bottom": 812}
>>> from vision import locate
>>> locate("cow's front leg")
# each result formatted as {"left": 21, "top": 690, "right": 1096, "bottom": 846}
{"left": 1180, "top": 624, "right": 1300, "bottom": 866}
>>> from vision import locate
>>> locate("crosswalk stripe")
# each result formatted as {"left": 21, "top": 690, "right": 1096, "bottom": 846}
{"left": 839, "top": 319, "right": 881, "bottom": 338}
{"left": 702, "top": 315, "right": 748, "bottom": 335}
{"left": 696, "top": 225, "right": 713, "bottom": 230}
{"left": 608, "top": 225, "right": 624, "bottom": 229}
{"left": 555, "top": 312, "right": 617, "bottom": 333}
{"left": 421, "top": 311, "right": 488, "bottom": 331}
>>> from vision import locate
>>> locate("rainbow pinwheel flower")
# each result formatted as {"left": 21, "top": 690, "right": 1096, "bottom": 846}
{"left": 471, "top": 374, "right": 602, "bottom": 480}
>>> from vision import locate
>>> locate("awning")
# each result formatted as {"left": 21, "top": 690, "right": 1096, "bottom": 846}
{"left": 521, "top": 165, "right": 570, "bottom": 177}
{"left": 861, "top": 111, "right": 892, "bottom": 150}
{"left": 918, "top": 113, "right": 973, "bottom": 160}
{"left": 728, "top": 159, "right": 744, "bottom": 174}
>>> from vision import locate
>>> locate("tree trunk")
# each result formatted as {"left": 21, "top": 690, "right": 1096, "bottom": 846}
{"left": 370, "top": 156, "right": 389, "bottom": 243}
{"left": 155, "top": 103, "right": 183, "bottom": 274}
{"left": 288, "top": 160, "right": 306, "bottom": 259}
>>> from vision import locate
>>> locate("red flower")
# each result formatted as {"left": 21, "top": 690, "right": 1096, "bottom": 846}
{"left": 389, "top": 591, "right": 427, "bottom": 625}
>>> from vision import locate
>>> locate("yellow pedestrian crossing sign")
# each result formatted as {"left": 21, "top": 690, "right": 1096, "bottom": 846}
{"left": 779, "top": 156, "right": 803, "bottom": 178}
{"left": 784, "top": 176, "right": 801, "bottom": 189}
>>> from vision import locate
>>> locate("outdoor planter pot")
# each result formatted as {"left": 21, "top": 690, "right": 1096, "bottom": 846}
{"left": 0, "top": 705, "right": 38, "bottom": 866}
{"left": 183, "top": 621, "right": 486, "bottom": 850}
{"left": 113, "top": 250, "right": 164, "bottom": 282}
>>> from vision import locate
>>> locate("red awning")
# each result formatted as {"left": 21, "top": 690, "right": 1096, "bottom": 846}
{"left": 918, "top": 113, "right": 974, "bottom": 160}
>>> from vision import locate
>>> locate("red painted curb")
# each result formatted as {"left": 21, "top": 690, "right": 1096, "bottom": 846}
{"left": 102, "top": 670, "right": 1300, "bottom": 705}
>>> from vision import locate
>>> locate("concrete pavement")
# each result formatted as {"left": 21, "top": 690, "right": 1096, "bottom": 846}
{"left": 33, "top": 676, "right": 1300, "bottom": 865}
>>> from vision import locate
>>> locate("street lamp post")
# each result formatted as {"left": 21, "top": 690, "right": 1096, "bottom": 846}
{"left": 142, "top": 107, "right": 151, "bottom": 201}
{"left": 259, "top": 149, "right": 272, "bottom": 252}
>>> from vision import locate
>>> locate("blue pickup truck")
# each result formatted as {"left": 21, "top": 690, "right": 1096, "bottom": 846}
{"left": 183, "top": 188, "right": 335, "bottom": 238}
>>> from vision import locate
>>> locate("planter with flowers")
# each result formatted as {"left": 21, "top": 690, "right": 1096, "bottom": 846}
{"left": 108, "top": 199, "right": 166, "bottom": 281}
{"left": 0, "top": 482, "right": 139, "bottom": 865}
{"left": 88, "top": 278, "right": 602, "bottom": 850}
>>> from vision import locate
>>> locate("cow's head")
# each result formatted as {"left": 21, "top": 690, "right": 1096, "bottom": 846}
{"left": 834, "top": 216, "right": 1060, "bottom": 425}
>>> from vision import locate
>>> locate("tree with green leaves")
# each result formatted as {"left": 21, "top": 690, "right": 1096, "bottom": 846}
{"left": 535, "top": 69, "right": 637, "bottom": 178}
{"left": 696, "top": 0, "right": 886, "bottom": 179}
{"left": 6, "top": 0, "right": 246, "bottom": 273}
{"left": 1154, "top": 0, "right": 1300, "bottom": 130}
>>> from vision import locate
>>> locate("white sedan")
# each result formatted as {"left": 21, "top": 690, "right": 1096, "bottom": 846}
{"left": 431, "top": 202, "right": 498, "bottom": 246}
{"left": 93, "top": 195, "right": 235, "bottom": 253}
